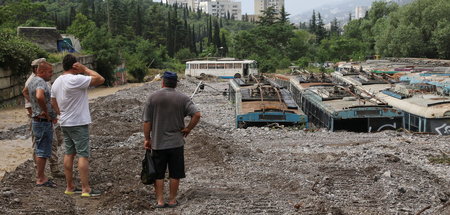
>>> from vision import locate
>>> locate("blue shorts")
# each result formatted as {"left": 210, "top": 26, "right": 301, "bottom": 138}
{"left": 32, "top": 121, "right": 53, "bottom": 158}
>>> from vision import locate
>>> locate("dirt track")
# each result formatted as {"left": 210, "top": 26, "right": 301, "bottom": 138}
{"left": 0, "top": 79, "right": 449, "bottom": 214}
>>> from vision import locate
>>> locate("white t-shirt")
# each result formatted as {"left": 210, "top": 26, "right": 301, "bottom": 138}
{"left": 51, "top": 74, "right": 92, "bottom": 127}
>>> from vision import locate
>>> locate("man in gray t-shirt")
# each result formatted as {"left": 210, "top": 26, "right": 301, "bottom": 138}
{"left": 143, "top": 71, "right": 201, "bottom": 208}
{"left": 27, "top": 61, "right": 57, "bottom": 188}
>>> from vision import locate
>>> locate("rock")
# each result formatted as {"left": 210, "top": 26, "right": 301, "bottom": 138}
{"left": 256, "top": 148, "right": 263, "bottom": 153}
{"left": 2, "top": 191, "right": 13, "bottom": 197}
{"left": 13, "top": 198, "right": 20, "bottom": 203}
{"left": 398, "top": 187, "right": 406, "bottom": 193}
{"left": 382, "top": 171, "right": 392, "bottom": 178}
{"left": 107, "top": 183, "right": 113, "bottom": 187}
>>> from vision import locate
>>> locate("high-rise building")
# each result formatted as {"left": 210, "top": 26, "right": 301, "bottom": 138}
{"left": 199, "top": 0, "right": 242, "bottom": 20}
{"left": 355, "top": 6, "right": 367, "bottom": 19}
{"left": 254, "top": 0, "right": 285, "bottom": 15}
{"left": 166, "top": 0, "right": 197, "bottom": 9}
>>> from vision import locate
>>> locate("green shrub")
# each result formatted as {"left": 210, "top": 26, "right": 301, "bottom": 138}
{"left": 0, "top": 32, "right": 47, "bottom": 76}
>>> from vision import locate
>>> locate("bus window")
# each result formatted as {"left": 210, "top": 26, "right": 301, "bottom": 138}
{"left": 186, "top": 64, "right": 190, "bottom": 69}
{"left": 225, "top": 63, "right": 233, "bottom": 69}
{"left": 217, "top": 63, "right": 225, "bottom": 69}
{"left": 200, "top": 64, "right": 207, "bottom": 69}
{"left": 234, "top": 63, "right": 242, "bottom": 69}
{"left": 208, "top": 64, "right": 216, "bottom": 69}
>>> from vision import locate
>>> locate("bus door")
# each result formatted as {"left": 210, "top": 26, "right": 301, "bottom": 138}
{"left": 243, "top": 64, "right": 249, "bottom": 76}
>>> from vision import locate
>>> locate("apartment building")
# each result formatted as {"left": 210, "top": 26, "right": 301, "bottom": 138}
{"left": 355, "top": 6, "right": 367, "bottom": 19}
{"left": 199, "top": 0, "right": 242, "bottom": 20}
{"left": 254, "top": 0, "right": 285, "bottom": 15}
{"left": 166, "top": 0, "right": 197, "bottom": 9}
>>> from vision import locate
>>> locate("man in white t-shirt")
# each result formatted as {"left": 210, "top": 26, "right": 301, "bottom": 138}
{"left": 51, "top": 54, "right": 105, "bottom": 197}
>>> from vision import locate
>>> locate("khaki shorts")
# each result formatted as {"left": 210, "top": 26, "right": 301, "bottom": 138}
{"left": 61, "top": 125, "right": 90, "bottom": 157}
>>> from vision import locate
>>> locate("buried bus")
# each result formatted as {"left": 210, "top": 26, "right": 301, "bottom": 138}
{"left": 185, "top": 59, "right": 258, "bottom": 79}
{"left": 228, "top": 75, "right": 308, "bottom": 128}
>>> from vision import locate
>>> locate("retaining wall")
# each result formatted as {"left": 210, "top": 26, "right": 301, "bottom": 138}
{"left": 0, "top": 55, "right": 95, "bottom": 108}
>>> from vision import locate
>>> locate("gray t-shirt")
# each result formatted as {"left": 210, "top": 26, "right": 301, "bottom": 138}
{"left": 28, "top": 76, "right": 56, "bottom": 119}
{"left": 143, "top": 88, "right": 199, "bottom": 150}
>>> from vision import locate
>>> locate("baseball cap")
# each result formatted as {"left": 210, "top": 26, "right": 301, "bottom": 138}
{"left": 163, "top": 71, "right": 178, "bottom": 80}
{"left": 31, "top": 58, "right": 46, "bottom": 66}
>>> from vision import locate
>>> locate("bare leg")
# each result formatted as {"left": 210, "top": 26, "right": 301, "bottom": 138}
{"left": 64, "top": 154, "right": 75, "bottom": 191}
{"left": 49, "top": 136, "right": 59, "bottom": 174}
{"left": 35, "top": 156, "right": 48, "bottom": 184}
{"left": 50, "top": 125, "right": 63, "bottom": 175}
{"left": 168, "top": 178, "right": 180, "bottom": 204}
{"left": 78, "top": 157, "right": 91, "bottom": 193}
{"left": 31, "top": 122, "right": 37, "bottom": 179}
{"left": 154, "top": 179, "right": 165, "bottom": 205}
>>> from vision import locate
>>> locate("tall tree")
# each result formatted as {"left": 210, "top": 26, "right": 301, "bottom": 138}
{"left": 213, "top": 19, "right": 221, "bottom": 49}
{"left": 220, "top": 31, "right": 228, "bottom": 56}
{"left": 309, "top": 10, "right": 317, "bottom": 34}
{"left": 330, "top": 18, "right": 340, "bottom": 37}
{"left": 135, "top": 3, "right": 143, "bottom": 36}
{"left": 258, "top": 6, "right": 277, "bottom": 26}
{"left": 316, "top": 13, "right": 326, "bottom": 42}
{"left": 278, "top": 6, "right": 289, "bottom": 23}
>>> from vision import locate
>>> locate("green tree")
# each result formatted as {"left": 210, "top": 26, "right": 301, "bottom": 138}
{"left": 82, "top": 27, "right": 121, "bottom": 86}
{"left": 0, "top": 32, "right": 47, "bottom": 76}
{"left": 258, "top": 6, "right": 277, "bottom": 26}
{"left": 66, "top": 13, "right": 96, "bottom": 41}
{"left": 316, "top": 13, "right": 326, "bottom": 42}
{"left": 287, "top": 30, "right": 315, "bottom": 61}
{"left": 278, "top": 6, "right": 289, "bottom": 24}
{"left": 309, "top": 10, "right": 317, "bottom": 34}
{"left": 432, "top": 21, "right": 450, "bottom": 59}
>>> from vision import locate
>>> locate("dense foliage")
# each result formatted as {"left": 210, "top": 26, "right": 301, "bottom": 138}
{"left": 0, "top": 0, "right": 449, "bottom": 82}
{"left": 0, "top": 32, "right": 47, "bottom": 76}
{"left": 0, "top": 0, "right": 256, "bottom": 83}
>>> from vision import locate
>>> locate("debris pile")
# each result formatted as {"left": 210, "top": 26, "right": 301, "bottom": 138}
{"left": 0, "top": 80, "right": 448, "bottom": 214}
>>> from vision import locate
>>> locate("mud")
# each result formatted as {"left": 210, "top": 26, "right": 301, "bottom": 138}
{"left": 0, "top": 79, "right": 449, "bottom": 214}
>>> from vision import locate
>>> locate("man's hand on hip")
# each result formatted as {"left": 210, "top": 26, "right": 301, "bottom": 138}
{"left": 181, "top": 128, "right": 192, "bottom": 137}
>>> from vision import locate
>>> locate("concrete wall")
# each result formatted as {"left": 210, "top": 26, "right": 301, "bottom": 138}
{"left": 0, "top": 55, "right": 95, "bottom": 108}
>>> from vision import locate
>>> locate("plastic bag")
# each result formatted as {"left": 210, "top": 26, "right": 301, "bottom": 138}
{"left": 141, "top": 150, "right": 156, "bottom": 185}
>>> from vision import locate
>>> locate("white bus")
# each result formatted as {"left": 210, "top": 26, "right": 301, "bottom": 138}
{"left": 185, "top": 59, "right": 258, "bottom": 79}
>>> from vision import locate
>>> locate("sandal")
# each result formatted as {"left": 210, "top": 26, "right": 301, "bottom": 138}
{"left": 81, "top": 189, "right": 102, "bottom": 197}
{"left": 154, "top": 203, "right": 167, "bottom": 208}
{"left": 64, "top": 187, "right": 82, "bottom": 195}
{"left": 167, "top": 200, "right": 178, "bottom": 208}
{"left": 36, "top": 180, "right": 57, "bottom": 188}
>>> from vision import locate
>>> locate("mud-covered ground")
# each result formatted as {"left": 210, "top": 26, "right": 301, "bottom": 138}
{"left": 0, "top": 79, "right": 449, "bottom": 215}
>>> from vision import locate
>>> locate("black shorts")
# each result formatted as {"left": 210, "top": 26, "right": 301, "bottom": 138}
{"left": 152, "top": 146, "right": 185, "bottom": 179}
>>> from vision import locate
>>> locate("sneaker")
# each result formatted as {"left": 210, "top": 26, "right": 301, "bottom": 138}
{"left": 81, "top": 189, "right": 102, "bottom": 197}
{"left": 64, "top": 188, "right": 82, "bottom": 195}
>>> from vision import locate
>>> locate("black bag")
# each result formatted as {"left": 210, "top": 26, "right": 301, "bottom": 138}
{"left": 141, "top": 150, "right": 156, "bottom": 185}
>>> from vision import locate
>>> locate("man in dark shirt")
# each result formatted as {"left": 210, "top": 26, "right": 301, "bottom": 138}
{"left": 143, "top": 71, "right": 201, "bottom": 208}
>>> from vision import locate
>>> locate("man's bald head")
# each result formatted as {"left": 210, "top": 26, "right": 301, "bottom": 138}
{"left": 36, "top": 61, "right": 53, "bottom": 81}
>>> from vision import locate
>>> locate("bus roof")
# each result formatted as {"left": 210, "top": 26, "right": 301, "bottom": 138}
{"left": 186, "top": 60, "right": 256, "bottom": 64}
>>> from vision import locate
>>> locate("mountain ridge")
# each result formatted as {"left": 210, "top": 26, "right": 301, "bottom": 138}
{"left": 289, "top": 0, "right": 413, "bottom": 25}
